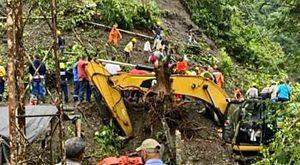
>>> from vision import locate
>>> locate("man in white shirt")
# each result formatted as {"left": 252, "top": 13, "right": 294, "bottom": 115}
{"left": 144, "top": 41, "right": 152, "bottom": 55}
{"left": 269, "top": 80, "right": 277, "bottom": 102}
{"left": 246, "top": 84, "right": 259, "bottom": 99}
{"left": 104, "top": 56, "right": 122, "bottom": 75}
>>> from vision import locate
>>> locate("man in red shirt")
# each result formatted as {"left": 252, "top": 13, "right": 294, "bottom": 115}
{"left": 175, "top": 57, "right": 188, "bottom": 74}
{"left": 77, "top": 56, "right": 91, "bottom": 102}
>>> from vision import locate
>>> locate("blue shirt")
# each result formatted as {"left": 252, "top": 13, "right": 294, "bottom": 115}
{"left": 72, "top": 63, "right": 78, "bottom": 82}
{"left": 277, "top": 84, "right": 291, "bottom": 99}
{"left": 145, "top": 159, "right": 165, "bottom": 165}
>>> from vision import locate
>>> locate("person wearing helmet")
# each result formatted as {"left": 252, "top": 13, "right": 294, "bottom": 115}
{"left": 124, "top": 38, "right": 136, "bottom": 63}
{"left": 60, "top": 61, "right": 69, "bottom": 103}
{"left": 107, "top": 23, "right": 122, "bottom": 46}
{"left": 246, "top": 84, "right": 259, "bottom": 99}
{"left": 57, "top": 30, "right": 65, "bottom": 55}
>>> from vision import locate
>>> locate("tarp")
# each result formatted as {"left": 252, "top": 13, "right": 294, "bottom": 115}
{"left": 0, "top": 105, "right": 58, "bottom": 143}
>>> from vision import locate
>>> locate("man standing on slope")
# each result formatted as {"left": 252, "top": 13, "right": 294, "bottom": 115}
{"left": 124, "top": 38, "right": 137, "bottom": 63}
{"left": 246, "top": 84, "right": 259, "bottom": 99}
{"left": 29, "top": 55, "right": 47, "bottom": 103}
{"left": 107, "top": 23, "right": 122, "bottom": 46}
{"left": 269, "top": 80, "right": 277, "bottom": 102}
{"left": 77, "top": 56, "right": 91, "bottom": 103}
{"left": 277, "top": 80, "right": 292, "bottom": 102}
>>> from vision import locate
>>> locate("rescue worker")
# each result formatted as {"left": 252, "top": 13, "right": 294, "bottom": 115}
{"left": 246, "top": 84, "right": 259, "bottom": 99}
{"left": 269, "top": 80, "right": 277, "bottom": 102}
{"left": 29, "top": 55, "right": 46, "bottom": 102}
{"left": 56, "top": 137, "right": 86, "bottom": 165}
{"left": 260, "top": 86, "right": 270, "bottom": 100}
{"left": 136, "top": 138, "right": 165, "bottom": 165}
{"left": 212, "top": 66, "right": 224, "bottom": 88}
{"left": 77, "top": 56, "right": 91, "bottom": 103}
{"left": 0, "top": 64, "right": 5, "bottom": 101}
{"left": 124, "top": 38, "right": 136, "bottom": 63}
{"left": 175, "top": 57, "right": 188, "bottom": 74}
{"left": 277, "top": 80, "right": 292, "bottom": 102}
{"left": 73, "top": 58, "right": 80, "bottom": 102}
{"left": 57, "top": 30, "right": 65, "bottom": 55}
{"left": 107, "top": 23, "right": 122, "bottom": 46}
{"left": 152, "top": 48, "right": 164, "bottom": 61}
{"left": 233, "top": 88, "right": 244, "bottom": 101}
{"left": 152, "top": 21, "right": 163, "bottom": 50}
{"left": 60, "top": 62, "right": 68, "bottom": 103}
{"left": 144, "top": 40, "right": 152, "bottom": 57}
{"left": 161, "top": 36, "right": 170, "bottom": 56}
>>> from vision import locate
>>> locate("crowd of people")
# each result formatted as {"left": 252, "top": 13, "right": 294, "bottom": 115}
{"left": 234, "top": 80, "right": 292, "bottom": 103}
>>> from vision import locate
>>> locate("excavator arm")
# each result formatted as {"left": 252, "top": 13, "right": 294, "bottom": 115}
{"left": 86, "top": 60, "right": 229, "bottom": 137}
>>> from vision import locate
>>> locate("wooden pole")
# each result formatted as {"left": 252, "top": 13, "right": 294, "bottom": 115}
{"left": 50, "top": 0, "right": 66, "bottom": 164}
{"left": 6, "top": 0, "right": 17, "bottom": 164}
{"left": 88, "top": 22, "right": 153, "bottom": 39}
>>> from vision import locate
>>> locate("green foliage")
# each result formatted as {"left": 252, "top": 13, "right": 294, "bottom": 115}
{"left": 218, "top": 47, "right": 233, "bottom": 76}
{"left": 256, "top": 98, "right": 300, "bottom": 164}
{"left": 183, "top": 0, "right": 285, "bottom": 71}
{"left": 56, "top": 0, "right": 159, "bottom": 30}
{"left": 94, "top": 121, "right": 125, "bottom": 157}
{"left": 98, "top": 0, "right": 159, "bottom": 29}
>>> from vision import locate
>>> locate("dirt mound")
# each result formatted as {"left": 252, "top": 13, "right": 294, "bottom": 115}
{"left": 117, "top": 100, "right": 234, "bottom": 164}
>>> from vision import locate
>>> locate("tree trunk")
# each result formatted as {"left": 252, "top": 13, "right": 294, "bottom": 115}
{"left": 6, "top": 0, "right": 17, "bottom": 164}
{"left": 50, "top": 0, "right": 66, "bottom": 164}
{"left": 15, "top": 0, "right": 27, "bottom": 163}
{"left": 153, "top": 59, "right": 176, "bottom": 162}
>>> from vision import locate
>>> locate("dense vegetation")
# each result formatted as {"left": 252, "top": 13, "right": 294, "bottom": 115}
{"left": 181, "top": 0, "right": 299, "bottom": 163}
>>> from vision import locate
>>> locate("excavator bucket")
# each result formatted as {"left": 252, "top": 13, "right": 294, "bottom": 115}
{"left": 85, "top": 60, "right": 133, "bottom": 137}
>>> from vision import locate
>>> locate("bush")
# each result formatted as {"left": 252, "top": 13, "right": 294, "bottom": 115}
{"left": 219, "top": 48, "right": 233, "bottom": 75}
{"left": 94, "top": 121, "right": 125, "bottom": 157}
{"left": 57, "top": 0, "right": 160, "bottom": 30}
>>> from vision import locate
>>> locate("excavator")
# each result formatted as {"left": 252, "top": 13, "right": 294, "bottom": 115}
{"left": 85, "top": 59, "right": 277, "bottom": 154}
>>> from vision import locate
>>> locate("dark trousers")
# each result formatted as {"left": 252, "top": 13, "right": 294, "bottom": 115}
{"left": 61, "top": 81, "right": 68, "bottom": 103}
{"left": 73, "top": 81, "right": 79, "bottom": 102}
{"left": 125, "top": 52, "right": 130, "bottom": 63}
{"left": 0, "top": 78, "right": 4, "bottom": 101}
{"left": 79, "top": 79, "right": 91, "bottom": 102}
{"left": 32, "top": 79, "right": 45, "bottom": 100}
{"left": 277, "top": 97, "right": 289, "bottom": 102}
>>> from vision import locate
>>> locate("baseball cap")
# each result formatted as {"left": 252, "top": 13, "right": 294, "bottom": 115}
{"left": 271, "top": 80, "right": 276, "bottom": 84}
{"left": 136, "top": 138, "right": 161, "bottom": 152}
{"left": 65, "top": 137, "right": 86, "bottom": 158}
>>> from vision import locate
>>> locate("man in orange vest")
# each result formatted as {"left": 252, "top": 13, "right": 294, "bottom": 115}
{"left": 107, "top": 23, "right": 122, "bottom": 46}
{"left": 213, "top": 66, "right": 225, "bottom": 88}
{"left": 175, "top": 57, "right": 188, "bottom": 74}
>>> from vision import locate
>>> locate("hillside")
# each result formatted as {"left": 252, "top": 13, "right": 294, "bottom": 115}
{"left": 0, "top": 0, "right": 299, "bottom": 164}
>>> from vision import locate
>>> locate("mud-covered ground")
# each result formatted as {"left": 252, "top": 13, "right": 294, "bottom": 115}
{"left": 69, "top": 98, "right": 234, "bottom": 165}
